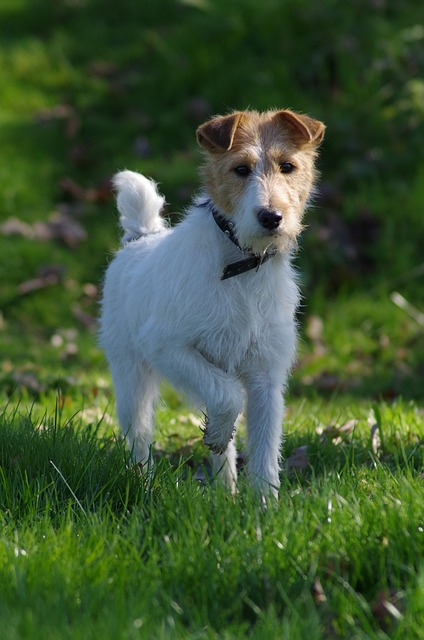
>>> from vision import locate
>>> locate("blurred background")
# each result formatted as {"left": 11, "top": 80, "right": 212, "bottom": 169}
{"left": 0, "top": 0, "right": 423, "bottom": 403}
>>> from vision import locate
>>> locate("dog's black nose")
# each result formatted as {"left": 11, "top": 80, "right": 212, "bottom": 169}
{"left": 257, "top": 209, "right": 282, "bottom": 230}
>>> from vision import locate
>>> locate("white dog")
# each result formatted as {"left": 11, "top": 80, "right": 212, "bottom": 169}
{"left": 100, "top": 109, "right": 325, "bottom": 497}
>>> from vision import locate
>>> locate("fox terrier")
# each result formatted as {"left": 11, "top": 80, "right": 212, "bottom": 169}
{"left": 99, "top": 109, "right": 325, "bottom": 498}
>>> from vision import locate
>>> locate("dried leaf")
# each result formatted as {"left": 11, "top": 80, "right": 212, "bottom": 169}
{"left": 286, "top": 445, "right": 310, "bottom": 473}
{"left": 372, "top": 590, "right": 403, "bottom": 629}
{"left": 88, "top": 60, "right": 119, "bottom": 78}
{"left": 72, "top": 304, "right": 97, "bottom": 329}
{"left": 391, "top": 291, "right": 424, "bottom": 326}
{"left": 34, "top": 104, "right": 80, "bottom": 138}
{"left": 312, "top": 577, "right": 327, "bottom": 605}
{"left": 82, "top": 283, "right": 99, "bottom": 299}
{"left": 18, "top": 265, "right": 65, "bottom": 295}
{"left": 18, "top": 274, "right": 58, "bottom": 295}
{"left": 305, "top": 315, "right": 327, "bottom": 355}
{"left": 59, "top": 177, "right": 112, "bottom": 203}
{"left": 0, "top": 212, "right": 87, "bottom": 247}
{"left": 13, "top": 372, "right": 46, "bottom": 394}
{"left": 320, "top": 419, "right": 357, "bottom": 444}
{"left": 33, "top": 104, "right": 75, "bottom": 124}
{"left": 38, "top": 212, "right": 87, "bottom": 247}
{"left": 301, "top": 372, "right": 347, "bottom": 392}
{"left": 0, "top": 218, "right": 34, "bottom": 238}
{"left": 370, "top": 423, "right": 382, "bottom": 455}
{"left": 338, "top": 419, "right": 358, "bottom": 434}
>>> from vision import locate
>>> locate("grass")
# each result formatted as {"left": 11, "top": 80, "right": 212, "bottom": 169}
{"left": 0, "top": 399, "right": 423, "bottom": 639}
{"left": 1, "top": 0, "right": 424, "bottom": 637}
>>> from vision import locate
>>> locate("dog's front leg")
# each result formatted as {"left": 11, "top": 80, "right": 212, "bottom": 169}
{"left": 142, "top": 340, "right": 244, "bottom": 454}
{"left": 243, "top": 372, "right": 286, "bottom": 499}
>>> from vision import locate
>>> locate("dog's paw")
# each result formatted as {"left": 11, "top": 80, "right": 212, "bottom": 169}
{"left": 200, "top": 408, "right": 239, "bottom": 454}
{"left": 202, "top": 424, "right": 236, "bottom": 455}
{"left": 202, "top": 433, "right": 229, "bottom": 455}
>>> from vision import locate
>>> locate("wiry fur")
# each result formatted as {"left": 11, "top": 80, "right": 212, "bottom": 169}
{"left": 114, "top": 170, "right": 167, "bottom": 242}
{"left": 99, "top": 108, "right": 325, "bottom": 498}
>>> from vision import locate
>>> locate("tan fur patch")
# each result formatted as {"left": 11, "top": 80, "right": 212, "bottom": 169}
{"left": 198, "top": 109, "right": 324, "bottom": 251}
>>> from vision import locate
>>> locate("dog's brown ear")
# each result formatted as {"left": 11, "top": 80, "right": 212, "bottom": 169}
{"left": 196, "top": 112, "right": 245, "bottom": 152}
{"left": 274, "top": 110, "right": 325, "bottom": 147}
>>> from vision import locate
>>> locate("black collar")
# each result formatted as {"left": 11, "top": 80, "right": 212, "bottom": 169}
{"left": 199, "top": 199, "right": 277, "bottom": 280}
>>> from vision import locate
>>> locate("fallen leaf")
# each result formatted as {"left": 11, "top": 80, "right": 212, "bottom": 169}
{"left": 18, "top": 274, "right": 59, "bottom": 295}
{"left": 33, "top": 104, "right": 80, "bottom": 138}
{"left": 372, "top": 589, "right": 403, "bottom": 629}
{"left": 82, "top": 283, "right": 99, "bottom": 298}
{"left": 301, "top": 372, "right": 355, "bottom": 392}
{"left": 59, "top": 177, "right": 112, "bottom": 203}
{"left": 305, "top": 315, "right": 327, "bottom": 355}
{"left": 36, "top": 211, "right": 87, "bottom": 247}
{"left": 370, "top": 423, "right": 382, "bottom": 455}
{"left": 88, "top": 60, "right": 119, "bottom": 78}
{"left": 72, "top": 304, "right": 97, "bottom": 329}
{"left": 0, "top": 218, "right": 34, "bottom": 238}
{"left": 338, "top": 419, "right": 357, "bottom": 435}
{"left": 391, "top": 291, "right": 424, "bottom": 326}
{"left": 33, "top": 104, "right": 75, "bottom": 124}
{"left": 18, "top": 265, "right": 65, "bottom": 295}
{"left": 13, "top": 372, "right": 46, "bottom": 394}
{"left": 320, "top": 419, "right": 357, "bottom": 444}
{"left": 312, "top": 577, "right": 327, "bottom": 605}
{"left": 286, "top": 445, "right": 310, "bottom": 473}
{"left": 0, "top": 212, "right": 87, "bottom": 247}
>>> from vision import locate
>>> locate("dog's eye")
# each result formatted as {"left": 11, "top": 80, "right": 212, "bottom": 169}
{"left": 233, "top": 165, "right": 251, "bottom": 177}
{"left": 279, "top": 162, "right": 295, "bottom": 174}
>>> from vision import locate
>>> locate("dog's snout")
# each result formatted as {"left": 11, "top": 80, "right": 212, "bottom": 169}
{"left": 257, "top": 209, "right": 282, "bottom": 230}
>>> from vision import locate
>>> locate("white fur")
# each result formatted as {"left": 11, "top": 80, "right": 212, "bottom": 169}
{"left": 113, "top": 171, "right": 167, "bottom": 242}
{"left": 100, "top": 172, "right": 300, "bottom": 498}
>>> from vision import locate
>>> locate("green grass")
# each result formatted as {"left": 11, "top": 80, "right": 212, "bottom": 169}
{"left": 0, "top": 400, "right": 423, "bottom": 639}
{"left": 1, "top": 0, "right": 424, "bottom": 637}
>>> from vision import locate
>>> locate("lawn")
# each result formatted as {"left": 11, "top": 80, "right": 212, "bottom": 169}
{"left": 0, "top": 1, "right": 423, "bottom": 638}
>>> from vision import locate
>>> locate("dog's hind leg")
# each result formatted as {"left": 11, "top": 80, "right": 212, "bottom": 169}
{"left": 112, "top": 360, "right": 160, "bottom": 464}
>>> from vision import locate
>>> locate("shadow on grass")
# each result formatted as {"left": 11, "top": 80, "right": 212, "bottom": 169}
{"left": 0, "top": 403, "right": 171, "bottom": 523}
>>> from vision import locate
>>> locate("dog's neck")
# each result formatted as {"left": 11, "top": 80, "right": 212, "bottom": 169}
{"left": 198, "top": 198, "right": 277, "bottom": 281}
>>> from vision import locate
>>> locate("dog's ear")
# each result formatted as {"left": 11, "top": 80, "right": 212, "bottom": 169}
{"left": 274, "top": 110, "right": 325, "bottom": 147}
{"left": 196, "top": 112, "right": 245, "bottom": 153}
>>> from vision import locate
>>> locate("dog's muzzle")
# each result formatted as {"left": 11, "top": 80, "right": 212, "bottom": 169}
{"left": 257, "top": 208, "right": 283, "bottom": 231}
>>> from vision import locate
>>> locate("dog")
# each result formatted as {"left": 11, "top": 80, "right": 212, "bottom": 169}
{"left": 99, "top": 109, "right": 325, "bottom": 498}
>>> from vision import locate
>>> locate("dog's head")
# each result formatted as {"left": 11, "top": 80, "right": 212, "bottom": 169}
{"left": 197, "top": 109, "right": 325, "bottom": 254}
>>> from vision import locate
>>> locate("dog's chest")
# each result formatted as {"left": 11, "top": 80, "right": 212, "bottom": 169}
{"left": 194, "top": 275, "right": 296, "bottom": 371}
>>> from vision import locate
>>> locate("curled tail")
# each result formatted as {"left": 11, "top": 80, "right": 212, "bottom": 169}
{"left": 113, "top": 170, "right": 166, "bottom": 243}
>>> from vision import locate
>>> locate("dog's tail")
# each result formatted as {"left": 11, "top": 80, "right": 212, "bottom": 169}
{"left": 113, "top": 170, "right": 167, "bottom": 242}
